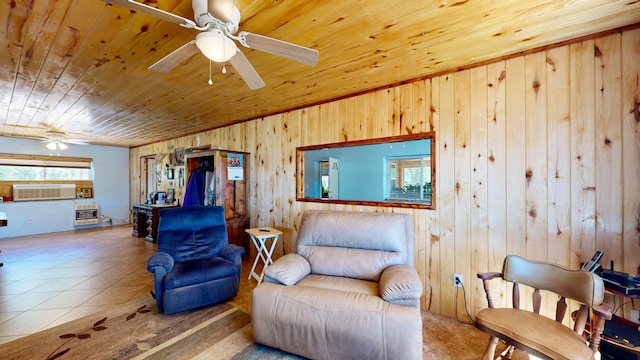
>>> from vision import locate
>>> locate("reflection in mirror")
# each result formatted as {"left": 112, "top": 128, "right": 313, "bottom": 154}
{"left": 296, "top": 133, "right": 435, "bottom": 209}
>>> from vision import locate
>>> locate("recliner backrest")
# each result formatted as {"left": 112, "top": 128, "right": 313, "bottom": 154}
{"left": 296, "top": 210, "right": 414, "bottom": 281}
{"left": 157, "top": 206, "right": 228, "bottom": 262}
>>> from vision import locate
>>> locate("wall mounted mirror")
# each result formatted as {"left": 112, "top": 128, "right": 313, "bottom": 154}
{"left": 296, "top": 133, "right": 435, "bottom": 209}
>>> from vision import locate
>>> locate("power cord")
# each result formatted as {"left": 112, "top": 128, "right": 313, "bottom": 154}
{"left": 612, "top": 300, "right": 637, "bottom": 316}
{"left": 454, "top": 281, "right": 475, "bottom": 325}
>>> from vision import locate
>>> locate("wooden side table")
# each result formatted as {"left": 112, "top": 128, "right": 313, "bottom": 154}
{"left": 246, "top": 227, "right": 282, "bottom": 284}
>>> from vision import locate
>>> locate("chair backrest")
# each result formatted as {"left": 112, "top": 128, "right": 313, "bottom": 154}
{"left": 503, "top": 255, "right": 605, "bottom": 309}
{"left": 501, "top": 255, "right": 606, "bottom": 332}
{"left": 157, "top": 205, "right": 228, "bottom": 262}
{"left": 296, "top": 210, "right": 414, "bottom": 281}
{"left": 477, "top": 256, "right": 612, "bottom": 359}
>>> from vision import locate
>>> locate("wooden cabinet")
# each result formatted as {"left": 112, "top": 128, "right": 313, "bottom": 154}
{"left": 184, "top": 149, "right": 250, "bottom": 254}
{"left": 132, "top": 204, "right": 177, "bottom": 243}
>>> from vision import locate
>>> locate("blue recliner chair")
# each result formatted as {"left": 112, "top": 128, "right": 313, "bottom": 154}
{"left": 147, "top": 206, "right": 245, "bottom": 314}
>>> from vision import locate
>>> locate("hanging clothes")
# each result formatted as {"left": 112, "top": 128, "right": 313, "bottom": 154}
{"left": 204, "top": 170, "right": 214, "bottom": 205}
{"left": 183, "top": 160, "right": 214, "bottom": 207}
{"left": 183, "top": 169, "right": 206, "bottom": 206}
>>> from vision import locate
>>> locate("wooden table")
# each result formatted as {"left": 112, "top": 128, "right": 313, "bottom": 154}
{"left": 132, "top": 204, "right": 178, "bottom": 243}
{"left": 245, "top": 227, "right": 282, "bottom": 284}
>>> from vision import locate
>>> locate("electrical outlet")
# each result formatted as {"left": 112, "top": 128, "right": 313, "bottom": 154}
{"left": 453, "top": 273, "right": 462, "bottom": 287}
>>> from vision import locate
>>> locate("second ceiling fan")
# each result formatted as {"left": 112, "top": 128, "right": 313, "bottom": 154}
{"left": 102, "top": 0, "right": 319, "bottom": 89}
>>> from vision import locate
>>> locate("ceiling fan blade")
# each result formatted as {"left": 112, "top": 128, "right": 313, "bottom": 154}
{"left": 102, "top": 0, "right": 198, "bottom": 28}
{"left": 63, "top": 139, "right": 90, "bottom": 145}
{"left": 148, "top": 41, "right": 199, "bottom": 72}
{"left": 228, "top": 51, "right": 265, "bottom": 90}
{"left": 238, "top": 32, "right": 319, "bottom": 66}
{"left": 208, "top": 0, "right": 235, "bottom": 23}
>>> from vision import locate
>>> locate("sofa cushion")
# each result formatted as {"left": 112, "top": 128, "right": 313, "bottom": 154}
{"left": 159, "top": 226, "right": 228, "bottom": 261}
{"left": 297, "top": 274, "right": 379, "bottom": 296}
{"left": 163, "top": 257, "right": 236, "bottom": 289}
{"left": 157, "top": 206, "right": 229, "bottom": 261}
{"left": 296, "top": 211, "right": 413, "bottom": 281}
{"left": 252, "top": 282, "right": 422, "bottom": 360}
{"left": 264, "top": 253, "right": 310, "bottom": 285}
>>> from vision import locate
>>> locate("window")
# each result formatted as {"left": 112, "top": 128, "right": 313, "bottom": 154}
{"left": 0, "top": 155, "right": 92, "bottom": 181}
{"left": 386, "top": 156, "right": 431, "bottom": 203}
{"left": 0, "top": 154, "right": 94, "bottom": 201}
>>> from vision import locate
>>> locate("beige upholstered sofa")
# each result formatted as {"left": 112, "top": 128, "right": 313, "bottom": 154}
{"left": 252, "top": 210, "right": 423, "bottom": 360}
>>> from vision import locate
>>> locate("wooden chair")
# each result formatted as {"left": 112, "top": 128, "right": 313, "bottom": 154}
{"left": 475, "top": 255, "right": 612, "bottom": 360}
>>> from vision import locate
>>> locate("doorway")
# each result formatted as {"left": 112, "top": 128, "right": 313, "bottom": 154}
{"left": 140, "top": 155, "right": 156, "bottom": 204}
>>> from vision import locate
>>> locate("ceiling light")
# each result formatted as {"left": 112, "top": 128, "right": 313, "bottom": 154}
{"left": 46, "top": 141, "right": 68, "bottom": 155}
{"left": 195, "top": 30, "right": 237, "bottom": 62}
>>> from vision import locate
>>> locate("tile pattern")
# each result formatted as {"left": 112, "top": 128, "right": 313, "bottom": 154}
{"left": 0, "top": 225, "right": 506, "bottom": 359}
{"left": 0, "top": 226, "right": 154, "bottom": 344}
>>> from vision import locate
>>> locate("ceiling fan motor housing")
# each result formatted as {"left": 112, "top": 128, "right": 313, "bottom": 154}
{"left": 193, "top": 0, "right": 213, "bottom": 27}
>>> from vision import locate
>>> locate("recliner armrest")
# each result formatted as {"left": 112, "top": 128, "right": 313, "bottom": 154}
{"left": 220, "top": 244, "right": 246, "bottom": 261}
{"left": 379, "top": 264, "right": 423, "bottom": 302}
{"left": 147, "top": 252, "right": 174, "bottom": 273}
{"left": 264, "top": 253, "right": 311, "bottom": 285}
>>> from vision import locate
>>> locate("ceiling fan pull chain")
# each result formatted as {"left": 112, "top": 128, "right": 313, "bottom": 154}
{"left": 222, "top": 63, "right": 227, "bottom": 74}
{"left": 208, "top": 60, "right": 213, "bottom": 86}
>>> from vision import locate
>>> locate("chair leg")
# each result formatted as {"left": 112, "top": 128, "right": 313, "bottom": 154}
{"left": 504, "top": 345, "right": 514, "bottom": 359}
{"left": 483, "top": 336, "right": 500, "bottom": 360}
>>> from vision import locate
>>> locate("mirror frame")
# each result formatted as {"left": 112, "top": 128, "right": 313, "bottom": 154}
{"left": 296, "top": 132, "right": 436, "bottom": 209}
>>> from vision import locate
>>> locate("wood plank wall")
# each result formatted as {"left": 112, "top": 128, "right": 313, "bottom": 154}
{"left": 130, "top": 28, "right": 640, "bottom": 319}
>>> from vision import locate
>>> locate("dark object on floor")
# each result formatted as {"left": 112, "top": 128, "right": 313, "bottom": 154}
{"left": 147, "top": 205, "right": 245, "bottom": 314}
{"left": 476, "top": 255, "right": 612, "bottom": 360}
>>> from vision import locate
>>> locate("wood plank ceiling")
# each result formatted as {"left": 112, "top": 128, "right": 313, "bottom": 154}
{"left": 0, "top": 0, "right": 639, "bottom": 148}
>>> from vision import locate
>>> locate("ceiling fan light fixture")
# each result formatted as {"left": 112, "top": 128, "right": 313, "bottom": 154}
{"left": 46, "top": 142, "right": 57, "bottom": 150}
{"left": 196, "top": 30, "right": 237, "bottom": 62}
{"left": 58, "top": 142, "right": 68, "bottom": 150}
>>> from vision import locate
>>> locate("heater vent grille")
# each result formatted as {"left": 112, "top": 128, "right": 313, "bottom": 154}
{"left": 74, "top": 203, "right": 99, "bottom": 225}
{"left": 13, "top": 184, "right": 76, "bottom": 201}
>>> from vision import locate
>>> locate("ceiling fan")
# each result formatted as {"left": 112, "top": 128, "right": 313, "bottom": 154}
{"left": 102, "top": 0, "right": 320, "bottom": 89}
{"left": 40, "top": 131, "right": 89, "bottom": 155}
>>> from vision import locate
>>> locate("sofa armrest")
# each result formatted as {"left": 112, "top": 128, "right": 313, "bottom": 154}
{"left": 147, "top": 252, "right": 174, "bottom": 313}
{"left": 379, "top": 264, "right": 423, "bottom": 303}
{"left": 147, "top": 252, "right": 174, "bottom": 273}
{"left": 220, "top": 244, "right": 246, "bottom": 261}
{"left": 220, "top": 244, "right": 245, "bottom": 276}
{"left": 264, "top": 253, "right": 311, "bottom": 285}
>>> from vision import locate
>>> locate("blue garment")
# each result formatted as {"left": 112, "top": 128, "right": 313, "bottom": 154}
{"left": 183, "top": 170, "right": 206, "bottom": 206}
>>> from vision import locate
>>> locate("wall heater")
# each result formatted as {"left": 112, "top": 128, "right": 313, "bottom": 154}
{"left": 74, "top": 203, "right": 99, "bottom": 225}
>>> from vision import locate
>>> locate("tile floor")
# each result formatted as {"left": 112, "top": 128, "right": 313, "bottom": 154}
{"left": 0, "top": 225, "right": 254, "bottom": 345}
